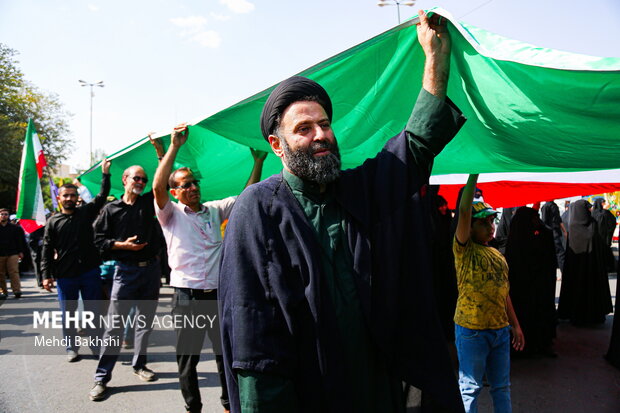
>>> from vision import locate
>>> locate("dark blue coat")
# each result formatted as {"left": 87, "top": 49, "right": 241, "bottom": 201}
{"left": 220, "top": 93, "right": 466, "bottom": 413}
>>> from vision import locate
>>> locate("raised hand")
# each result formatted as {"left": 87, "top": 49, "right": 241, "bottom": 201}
{"left": 101, "top": 158, "right": 111, "bottom": 174}
{"left": 416, "top": 10, "right": 451, "bottom": 59}
{"left": 171, "top": 123, "right": 189, "bottom": 148}
{"left": 417, "top": 10, "right": 451, "bottom": 99}
{"left": 148, "top": 133, "right": 165, "bottom": 158}
{"left": 250, "top": 148, "right": 268, "bottom": 162}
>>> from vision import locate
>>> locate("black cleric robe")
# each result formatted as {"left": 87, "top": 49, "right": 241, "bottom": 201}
{"left": 219, "top": 90, "right": 466, "bottom": 413}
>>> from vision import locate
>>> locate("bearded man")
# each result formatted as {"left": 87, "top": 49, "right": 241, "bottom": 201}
{"left": 219, "top": 11, "right": 466, "bottom": 413}
{"left": 42, "top": 159, "right": 111, "bottom": 362}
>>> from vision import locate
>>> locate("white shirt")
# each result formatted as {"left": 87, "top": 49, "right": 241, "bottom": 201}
{"left": 155, "top": 197, "right": 236, "bottom": 290}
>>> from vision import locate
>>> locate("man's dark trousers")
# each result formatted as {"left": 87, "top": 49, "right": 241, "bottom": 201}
{"left": 95, "top": 259, "right": 160, "bottom": 383}
{"left": 173, "top": 288, "right": 229, "bottom": 412}
{"left": 56, "top": 267, "right": 103, "bottom": 353}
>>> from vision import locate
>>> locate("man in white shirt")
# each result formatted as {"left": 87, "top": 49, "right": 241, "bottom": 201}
{"left": 152, "top": 124, "right": 266, "bottom": 413}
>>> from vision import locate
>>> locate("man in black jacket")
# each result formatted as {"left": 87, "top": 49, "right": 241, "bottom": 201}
{"left": 41, "top": 159, "right": 111, "bottom": 362}
{"left": 89, "top": 161, "right": 164, "bottom": 401}
{"left": 0, "top": 208, "right": 27, "bottom": 299}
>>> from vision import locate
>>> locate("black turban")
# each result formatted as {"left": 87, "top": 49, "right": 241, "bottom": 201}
{"left": 260, "top": 76, "right": 333, "bottom": 140}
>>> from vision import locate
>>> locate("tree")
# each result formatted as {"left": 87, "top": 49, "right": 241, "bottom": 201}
{"left": 0, "top": 43, "right": 73, "bottom": 211}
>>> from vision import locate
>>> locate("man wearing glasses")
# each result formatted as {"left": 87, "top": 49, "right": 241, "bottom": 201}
{"left": 90, "top": 154, "right": 166, "bottom": 400}
{"left": 151, "top": 123, "right": 266, "bottom": 413}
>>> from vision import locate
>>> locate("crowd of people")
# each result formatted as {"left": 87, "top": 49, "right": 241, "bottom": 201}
{"left": 2, "top": 10, "right": 619, "bottom": 413}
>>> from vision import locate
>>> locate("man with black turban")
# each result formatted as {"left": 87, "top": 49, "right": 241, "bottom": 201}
{"left": 220, "top": 11, "right": 466, "bottom": 413}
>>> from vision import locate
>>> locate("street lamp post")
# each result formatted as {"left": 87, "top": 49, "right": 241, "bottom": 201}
{"left": 78, "top": 79, "right": 104, "bottom": 166}
{"left": 377, "top": 0, "right": 416, "bottom": 24}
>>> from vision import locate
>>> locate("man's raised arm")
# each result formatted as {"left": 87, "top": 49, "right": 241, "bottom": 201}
{"left": 243, "top": 148, "right": 267, "bottom": 189}
{"left": 90, "top": 158, "right": 112, "bottom": 212}
{"left": 417, "top": 10, "right": 451, "bottom": 99}
{"left": 398, "top": 11, "right": 463, "bottom": 180}
{"left": 152, "top": 124, "right": 188, "bottom": 210}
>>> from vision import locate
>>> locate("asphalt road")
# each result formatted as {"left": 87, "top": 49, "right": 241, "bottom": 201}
{"left": 1, "top": 271, "right": 619, "bottom": 413}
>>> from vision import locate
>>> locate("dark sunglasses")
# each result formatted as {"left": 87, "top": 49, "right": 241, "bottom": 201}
{"left": 174, "top": 180, "right": 200, "bottom": 190}
{"left": 131, "top": 176, "right": 149, "bottom": 184}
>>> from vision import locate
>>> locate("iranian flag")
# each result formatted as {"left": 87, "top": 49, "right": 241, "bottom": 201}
{"left": 16, "top": 119, "right": 47, "bottom": 233}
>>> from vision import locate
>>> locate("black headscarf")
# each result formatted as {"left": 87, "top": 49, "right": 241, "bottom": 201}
{"left": 592, "top": 198, "right": 613, "bottom": 244}
{"left": 592, "top": 197, "right": 606, "bottom": 212}
{"left": 541, "top": 201, "right": 561, "bottom": 230}
{"left": 507, "top": 207, "right": 547, "bottom": 250}
{"left": 568, "top": 199, "right": 595, "bottom": 254}
{"left": 260, "top": 76, "right": 333, "bottom": 140}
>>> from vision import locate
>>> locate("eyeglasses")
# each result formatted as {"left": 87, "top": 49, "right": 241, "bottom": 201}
{"left": 174, "top": 180, "right": 200, "bottom": 190}
{"left": 131, "top": 176, "right": 149, "bottom": 184}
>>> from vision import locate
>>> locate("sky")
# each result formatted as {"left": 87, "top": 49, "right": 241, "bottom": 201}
{"left": 1, "top": 0, "right": 619, "bottom": 171}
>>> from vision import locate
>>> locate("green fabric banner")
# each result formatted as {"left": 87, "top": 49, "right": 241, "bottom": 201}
{"left": 80, "top": 8, "right": 620, "bottom": 202}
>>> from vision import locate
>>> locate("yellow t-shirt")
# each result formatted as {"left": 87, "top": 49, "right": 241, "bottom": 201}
{"left": 453, "top": 237, "right": 509, "bottom": 330}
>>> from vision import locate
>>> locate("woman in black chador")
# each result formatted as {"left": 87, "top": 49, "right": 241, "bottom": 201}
{"left": 591, "top": 198, "right": 617, "bottom": 272}
{"left": 541, "top": 200, "right": 566, "bottom": 272}
{"left": 505, "top": 207, "right": 558, "bottom": 356}
{"left": 493, "top": 207, "right": 517, "bottom": 255}
{"left": 605, "top": 257, "right": 620, "bottom": 369}
{"left": 558, "top": 199, "right": 613, "bottom": 325}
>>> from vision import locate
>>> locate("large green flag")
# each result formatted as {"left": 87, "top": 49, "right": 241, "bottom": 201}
{"left": 79, "top": 8, "right": 620, "bottom": 203}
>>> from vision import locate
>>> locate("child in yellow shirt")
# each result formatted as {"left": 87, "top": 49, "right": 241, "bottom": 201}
{"left": 453, "top": 174, "right": 524, "bottom": 413}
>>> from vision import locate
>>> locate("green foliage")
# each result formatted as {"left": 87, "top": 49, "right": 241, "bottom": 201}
{"left": 0, "top": 43, "right": 73, "bottom": 211}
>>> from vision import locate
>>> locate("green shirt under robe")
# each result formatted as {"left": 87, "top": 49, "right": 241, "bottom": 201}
{"left": 238, "top": 89, "right": 450, "bottom": 412}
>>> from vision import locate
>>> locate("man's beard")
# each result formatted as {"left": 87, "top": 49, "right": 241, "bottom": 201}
{"left": 62, "top": 202, "right": 76, "bottom": 211}
{"left": 280, "top": 137, "right": 341, "bottom": 185}
{"left": 132, "top": 187, "right": 144, "bottom": 195}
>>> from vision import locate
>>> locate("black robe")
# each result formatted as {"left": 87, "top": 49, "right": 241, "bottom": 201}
{"left": 605, "top": 257, "right": 620, "bottom": 369}
{"left": 219, "top": 101, "right": 466, "bottom": 413}
{"left": 505, "top": 207, "right": 557, "bottom": 354}
{"left": 492, "top": 207, "right": 517, "bottom": 255}
{"left": 557, "top": 199, "right": 613, "bottom": 325}
{"left": 541, "top": 201, "right": 566, "bottom": 271}
{"left": 592, "top": 198, "right": 617, "bottom": 272}
{"left": 429, "top": 188, "right": 457, "bottom": 342}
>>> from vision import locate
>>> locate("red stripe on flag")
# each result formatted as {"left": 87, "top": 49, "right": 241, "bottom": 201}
{"left": 437, "top": 181, "right": 620, "bottom": 210}
{"left": 36, "top": 150, "right": 47, "bottom": 178}
{"left": 19, "top": 219, "right": 43, "bottom": 234}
